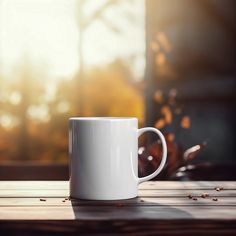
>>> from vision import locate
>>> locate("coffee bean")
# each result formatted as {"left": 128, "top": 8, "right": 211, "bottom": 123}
{"left": 215, "top": 187, "right": 224, "bottom": 191}
{"left": 212, "top": 198, "right": 218, "bottom": 201}
{"left": 62, "top": 200, "right": 66, "bottom": 202}
{"left": 192, "top": 198, "right": 198, "bottom": 201}
{"left": 201, "top": 193, "right": 209, "bottom": 198}
{"left": 188, "top": 194, "right": 193, "bottom": 199}
{"left": 40, "top": 198, "right": 46, "bottom": 201}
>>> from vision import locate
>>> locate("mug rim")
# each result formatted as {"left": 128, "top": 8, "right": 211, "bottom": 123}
{"left": 69, "top": 117, "right": 137, "bottom": 121}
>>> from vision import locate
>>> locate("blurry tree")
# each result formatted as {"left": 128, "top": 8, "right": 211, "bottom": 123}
{"left": 0, "top": 1, "right": 144, "bottom": 163}
{"left": 48, "top": 60, "right": 144, "bottom": 161}
{"left": 75, "top": 0, "right": 139, "bottom": 114}
{"left": 0, "top": 59, "right": 143, "bottom": 162}
{"left": 0, "top": 60, "right": 47, "bottom": 160}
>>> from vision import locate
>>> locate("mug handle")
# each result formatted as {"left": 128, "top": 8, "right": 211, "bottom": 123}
{"left": 137, "top": 127, "right": 167, "bottom": 184}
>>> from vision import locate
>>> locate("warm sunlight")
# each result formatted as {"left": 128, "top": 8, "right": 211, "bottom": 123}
{"left": 0, "top": 0, "right": 145, "bottom": 162}
{"left": 1, "top": 1, "right": 236, "bottom": 232}
{"left": 0, "top": 0, "right": 145, "bottom": 79}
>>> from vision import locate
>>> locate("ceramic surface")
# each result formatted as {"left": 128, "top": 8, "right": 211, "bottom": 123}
{"left": 69, "top": 117, "right": 167, "bottom": 200}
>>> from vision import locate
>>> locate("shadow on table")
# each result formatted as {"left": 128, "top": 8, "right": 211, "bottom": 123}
{"left": 70, "top": 197, "right": 193, "bottom": 235}
{"left": 71, "top": 197, "right": 192, "bottom": 219}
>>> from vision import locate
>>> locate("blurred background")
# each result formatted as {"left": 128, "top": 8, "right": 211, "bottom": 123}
{"left": 0, "top": 0, "right": 235, "bottom": 180}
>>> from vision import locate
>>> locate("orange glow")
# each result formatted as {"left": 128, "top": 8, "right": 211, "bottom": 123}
{"left": 161, "top": 105, "right": 172, "bottom": 124}
{"left": 154, "top": 118, "right": 166, "bottom": 129}
{"left": 155, "top": 53, "right": 166, "bottom": 66}
{"left": 153, "top": 90, "right": 163, "bottom": 103}
{"left": 0, "top": 0, "right": 145, "bottom": 162}
{"left": 156, "top": 32, "right": 172, "bottom": 52}
{"left": 150, "top": 41, "right": 160, "bottom": 52}
{"left": 181, "top": 116, "right": 191, "bottom": 129}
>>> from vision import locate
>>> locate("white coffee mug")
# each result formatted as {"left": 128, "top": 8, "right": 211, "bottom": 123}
{"left": 69, "top": 117, "right": 167, "bottom": 200}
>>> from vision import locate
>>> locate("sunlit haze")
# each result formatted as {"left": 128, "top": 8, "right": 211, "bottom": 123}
{"left": 0, "top": 0, "right": 145, "bottom": 79}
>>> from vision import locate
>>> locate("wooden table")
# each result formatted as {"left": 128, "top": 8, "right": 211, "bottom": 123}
{"left": 0, "top": 181, "right": 236, "bottom": 235}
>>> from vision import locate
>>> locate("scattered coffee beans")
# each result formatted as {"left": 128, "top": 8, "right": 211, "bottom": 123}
{"left": 201, "top": 193, "right": 209, "bottom": 198}
{"left": 188, "top": 194, "right": 193, "bottom": 199}
{"left": 215, "top": 187, "right": 223, "bottom": 191}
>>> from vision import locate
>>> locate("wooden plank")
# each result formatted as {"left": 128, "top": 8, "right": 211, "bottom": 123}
{"left": 0, "top": 181, "right": 68, "bottom": 190}
{"left": 0, "top": 205, "right": 236, "bottom": 220}
{"left": 140, "top": 181, "right": 236, "bottom": 190}
{"left": 0, "top": 197, "right": 236, "bottom": 206}
{"left": 0, "top": 164, "right": 68, "bottom": 181}
{"left": 0, "top": 181, "right": 235, "bottom": 234}
{"left": 0, "top": 181, "right": 235, "bottom": 190}
{"left": 0, "top": 189, "right": 235, "bottom": 198}
{"left": 0, "top": 220, "right": 236, "bottom": 236}
{"left": 0, "top": 189, "right": 68, "bottom": 197}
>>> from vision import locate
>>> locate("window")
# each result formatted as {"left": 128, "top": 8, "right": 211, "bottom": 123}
{"left": 0, "top": 0, "right": 145, "bottom": 164}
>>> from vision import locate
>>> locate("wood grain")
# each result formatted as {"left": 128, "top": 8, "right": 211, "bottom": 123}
{"left": 1, "top": 205, "right": 236, "bottom": 220}
{"left": 1, "top": 220, "right": 236, "bottom": 236}
{"left": 0, "top": 189, "right": 235, "bottom": 198}
{"left": 0, "top": 181, "right": 236, "bottom": 235}
{"left": 0, "top": 181, "right": 235, "bottom": 190}
{"left": 1, "top": 197, "right": 236, "bottom": 206}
